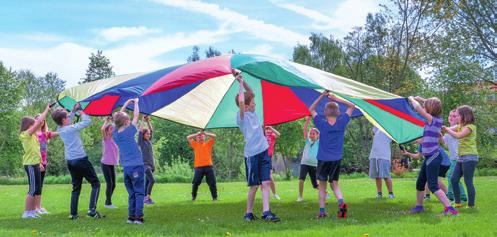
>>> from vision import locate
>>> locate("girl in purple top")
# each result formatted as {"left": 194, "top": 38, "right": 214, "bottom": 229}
{"left": 34, "top": 114, "right": 58, "bottom": 215}
{"left": 101, "top": 117, "right": 119, "bottom": 209}
{"left": 408, "top": 96, "right": 457, "bottom": 216}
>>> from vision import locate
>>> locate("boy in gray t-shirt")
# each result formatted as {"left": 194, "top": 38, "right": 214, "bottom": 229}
{"left": 368, "top": 127, "right": 394, "bottom": 199}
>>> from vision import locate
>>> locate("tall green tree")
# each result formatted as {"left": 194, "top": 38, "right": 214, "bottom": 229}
{"left": 205, "top": 46, "right": 221, "bottom": 58}
{"left": 187, "top": 46, "right": 201, "bottom": 63}
{"left": 82, "top": 50, "right": 114, "bottom": 83}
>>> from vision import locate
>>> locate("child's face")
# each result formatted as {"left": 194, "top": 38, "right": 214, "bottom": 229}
{"left": 143, "top": 130, "right": 151, "bottom": 140}
{"left": 62, "top": 113, "right": 71, "bottom": 126}
{"left": 264, "top": 127, "right": 272, "bottom": 136}
{"left": 196, "top": 133, "right": 205, "bottom": 142}
{"left": 246, "top": 99, "right": 256, "bottom": 112}
{"left": 448, "top": 111, "right": 460, "bottom": 126}
{"left": 309, "top": 130, "right": 318, "bottom": 141}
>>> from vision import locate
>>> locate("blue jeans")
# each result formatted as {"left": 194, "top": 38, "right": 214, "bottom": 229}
{"left": 416, "top": 154, "right": 442, "bottom": 193}
{"left": 447, "top": 160, "right": 467, "bottom": 200}
{"left": 123, "top": 165, "right": 145, "bottom": 217}
{"left": 451, "top": 160, "right": 477, "bottom": 206}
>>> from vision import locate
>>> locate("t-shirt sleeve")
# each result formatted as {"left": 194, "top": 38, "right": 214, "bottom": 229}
{"left": 339, "top": 114, "right": 351, "bottom": 127}
{"left": 208, "top": 138, "right": 215, "bottom": 146}
{"left": 313, "top": 115, "right": 324, "bottom": 130}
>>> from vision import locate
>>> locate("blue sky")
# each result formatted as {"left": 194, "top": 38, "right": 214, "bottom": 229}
{"left": 0, "top": 0, "right": 385, "bottom": 86}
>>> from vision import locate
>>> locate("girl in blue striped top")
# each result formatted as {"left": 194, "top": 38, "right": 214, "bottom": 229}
{"left": 408, "top": 96, "right": 457, "bottom": 216}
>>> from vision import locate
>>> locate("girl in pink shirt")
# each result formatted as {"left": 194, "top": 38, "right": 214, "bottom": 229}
{"left": 34, "top": 114, "right": 58, "bottom": 215}
{"left": 265, "top": 126, "right": 281, "bottom": 200}
{"left": 101, "top": 117, "right": 119, "bottom": 209}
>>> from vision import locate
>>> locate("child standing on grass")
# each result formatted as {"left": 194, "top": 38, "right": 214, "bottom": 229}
{"left": 34, "top": 113, "right": 58, "bottom": 215}
{"left": 234, "top": 69, "right": 280, "bottom": 222}
{"left": 52, "top": 103, "right": 103, "bottom": 219}
{"left": 187, "top": 130, "right": 218, "bottom": 201}
{"left": 113, "top": 98, "right": 145, "bottom": 224}
{"left": 443, "top": 109, "right": 467, "bottom": 202}
{"left": 264, "top": 126, "right": 281, "bottom": 200}
{"left": 297, "top": 116, "right": 319, "bottom": 202}
{"left": 139, "top": 116, "right": 156, "bottom": 205}
{"left": 310, "top": 91, "right": 355, "bottom": 219}
{"left": 444, "top": 105, "right": 478, "bottom": 208}
{"left": 100, "top": 117, "right": 119, "bottom": 209}
{"left": 407, "top": 96, "right": 457, "bottom": 216}
{"left": 19, "top": 104, "right": 51, "bottom": 219}
{"left": 368, "top": 126, "right": 394, "bottom": 199}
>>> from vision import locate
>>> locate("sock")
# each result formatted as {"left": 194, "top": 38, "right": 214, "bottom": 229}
{"left": 377, "top": 192, "right": 382, "bottom": 196}
{"left": 338, "top": 199, "right": 344, "bottom": 206}
{"left": 319, "top": 208, "right": 326, "bottom": 214}
{"left": 262, "top": 210, "right": 271, "bottom": 216}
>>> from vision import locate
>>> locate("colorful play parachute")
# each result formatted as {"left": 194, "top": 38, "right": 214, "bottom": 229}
{"left": 57, "top": 54, "right": 423, "bottom": 143}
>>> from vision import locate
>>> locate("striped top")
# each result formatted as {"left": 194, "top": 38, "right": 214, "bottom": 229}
{"left": 421, "top": 116, "right": 442, "bottom": 157}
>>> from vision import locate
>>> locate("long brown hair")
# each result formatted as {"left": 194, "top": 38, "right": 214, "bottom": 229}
{"left": 35, "top": 114, "right": 47, "bottom": 133}
{"left": 20, "top": 116, "right": 35, "bottom": 133}
{"left": 457, "top": 105, "right": 475, "bottom": 126}
{"left": 425, "top": 97, "right": 442, "bottom": 117}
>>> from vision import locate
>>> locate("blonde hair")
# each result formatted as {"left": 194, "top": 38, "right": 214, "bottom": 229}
{"left": 308, "top": 127, "right": 319, "bottom": 137}
{"left": 113, "top": 112, "right": 130, "bottom": 128}
{"left": 325, "top": 102, "right": 340, "bottom": 117}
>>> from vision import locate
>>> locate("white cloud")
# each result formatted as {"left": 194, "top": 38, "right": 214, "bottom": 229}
{"left": 150, "top": 0, "right": 308, "bottom": 46}
{"left": 99, "top": 26, "right": 161, "bottom": 42}
{"left": 0, "top": 43, "right": 94, "bottom": 87}
{"left": 19, "top": 32, "right": 69, "bottom": 42}
{"left": 275, "top": 0, "right": 381, "bottom": 34}
{"left": 0, "top": 27, "right": 230, "bottom": 87}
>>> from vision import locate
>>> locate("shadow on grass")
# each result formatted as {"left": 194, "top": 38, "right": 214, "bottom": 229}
{"left": 0, "top": 197, "right": 453, "bottom": 236}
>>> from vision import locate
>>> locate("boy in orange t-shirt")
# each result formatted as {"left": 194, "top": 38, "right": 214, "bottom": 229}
{"left": 187, "top": 130, "right": 218, "bottom": 201}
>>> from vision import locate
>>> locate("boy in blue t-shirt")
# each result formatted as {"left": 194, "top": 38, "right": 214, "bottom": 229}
{"left": 112, "top": 98, "right": 145, "bottom": 224}
{"left": 309, "top": 90, "right": 355, "bottom": 219}
{"left": 234, "top": 69, "right": 279, "bottom": 222}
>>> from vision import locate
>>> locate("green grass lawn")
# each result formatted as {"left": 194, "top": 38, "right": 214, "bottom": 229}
{"left": 1, "top": 177, "right": 497, "bottom": 236}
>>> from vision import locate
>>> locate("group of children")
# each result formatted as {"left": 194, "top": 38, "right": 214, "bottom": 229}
{"left": 18, "top": 68, "right": 479, "bottom": 223}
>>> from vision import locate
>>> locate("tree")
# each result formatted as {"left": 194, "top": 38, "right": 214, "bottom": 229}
{"left": 0, "top": 62, "right": 25, "bottom": 175}
{"left": 205, "top": 46, "right": 221, "bottom": 58}
{"left": 187, "top": 46, "right": 201, "bottom": 63}
{"left": 82, "top": 50, "right": 114, "bottom": 84}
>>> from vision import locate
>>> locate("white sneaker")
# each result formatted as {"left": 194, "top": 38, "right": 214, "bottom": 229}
{"left": 273, "top": 194, "right": 281, "bottom": 200}
{"left": 22, "top": 212, "right": 33, "bottom": 219}
{"left": 36, "top": 208, "right": 49, "bottom": 215}
{"left": 388, "top": 193, "right": 395, "bottom": 199}
{"left": 104, "top": 204, "right": 118, "bottom": 209}
{"left": 297, "top": 197, "right": 303, "bottom": 202}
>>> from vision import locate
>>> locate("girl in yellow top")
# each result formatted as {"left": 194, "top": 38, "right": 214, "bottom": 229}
{"left": 444, "top": 105, "right": 478, "bottom": 208}
{"left": 19, "top": 104, "right": 51, "bottom": 219}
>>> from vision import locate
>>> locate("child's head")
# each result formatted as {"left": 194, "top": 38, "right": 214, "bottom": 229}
{"left": 34, "top": 114, "right": 47, "bottom": 132}
{"left": 324, "top": 102, "right": 340, "bottom": 118}
{"left": 457, "top": 105, "right": 475, "bottom": 126}
{"left": 424, "top": 97, "right": 442, "bottom": 117}
{"left": 235, "top": 92, "right": 255, "bottom": 112}
{"left": 19, "top": 116, "right": 35, "bottom": 133}
{"left": 51, "top": 108, "right": 70, "bottom": 126}
{"left": 264, "top": 126, "right": 272, "bottom": 136}
{"left": 196, "top": 131, "right": 205, "bottom": 142}
{"left": 142, "top": 128, "right": 151, "bottom": 141}
{"left": 448, "top": 109, "right": 459, "bottom": 126}
{"left": 104, "top": 124, "right": 114, "bottom": 136}
{"left": 308, "top": 128, "right": 319, "bottom": 141}
{"left": 113, "top": 111, "right": 130, "bottom": 129}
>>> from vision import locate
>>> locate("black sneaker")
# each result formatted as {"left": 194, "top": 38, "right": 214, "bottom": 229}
{"left": 134, "top": 216, "right": 144, "bottom": 224}
{"left": 261, "top": 211, "right": 280, "bottom": 222}
{"left": 192, "top": 196, "right": 196, "bottom": 201}
{"left": 127, "top": 216, "right": 136, "bottom": 224}
{"left": 68, "top": 215, "right": 79, "bottom": 220}
{"left": 243, "top": 213, "right": 257, "bottom": 222}
{"left": 87, "top": 211, "right": 105, "bottom": 219}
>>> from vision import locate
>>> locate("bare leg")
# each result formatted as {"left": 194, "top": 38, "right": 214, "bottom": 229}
{"left": 384, "top": 178, "right": 393, "bottom": 193}
{"left": 25, "top": 195, "right": 35, "bottom": 212}
{"left": 246, "top": 186, "right": 259, "bottom": 214}
{"left": 434, "top": 189, "right": 451, "bottom": 207}
{"left": 375, "top": 178, "right": 382, "bottom": 193}
{"left": 269, "top": 170, "right": 276, "bottom": 195}
{"left": 331, "top": 181, "right": 343, "bottom": 200}
{"left": 298, "top": 180, "right": 304, "bottom": 198}
{"left": 318, "top": 181, "right": 327, "bottom": 209}
{"left": 261, "top": 181, "right": 271, "bottom": 212}
{"left": 438, "top": 178, "right": 448, "bottom": 194}
{"left": 34, "top": 195, "right": 41, "bottom": 210}
{"left": 416, "top": 191, "right": 424, "bottom": 206}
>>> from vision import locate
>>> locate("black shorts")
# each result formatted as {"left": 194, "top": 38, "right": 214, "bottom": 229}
{"left": 299, "top": 164, "right": 316, "bottom": 180}
{"left": 316, "top": 160, "right": 341, "bottom": 182}
{"left": 439, "top": 165, "right": 450, "bottom": 178}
